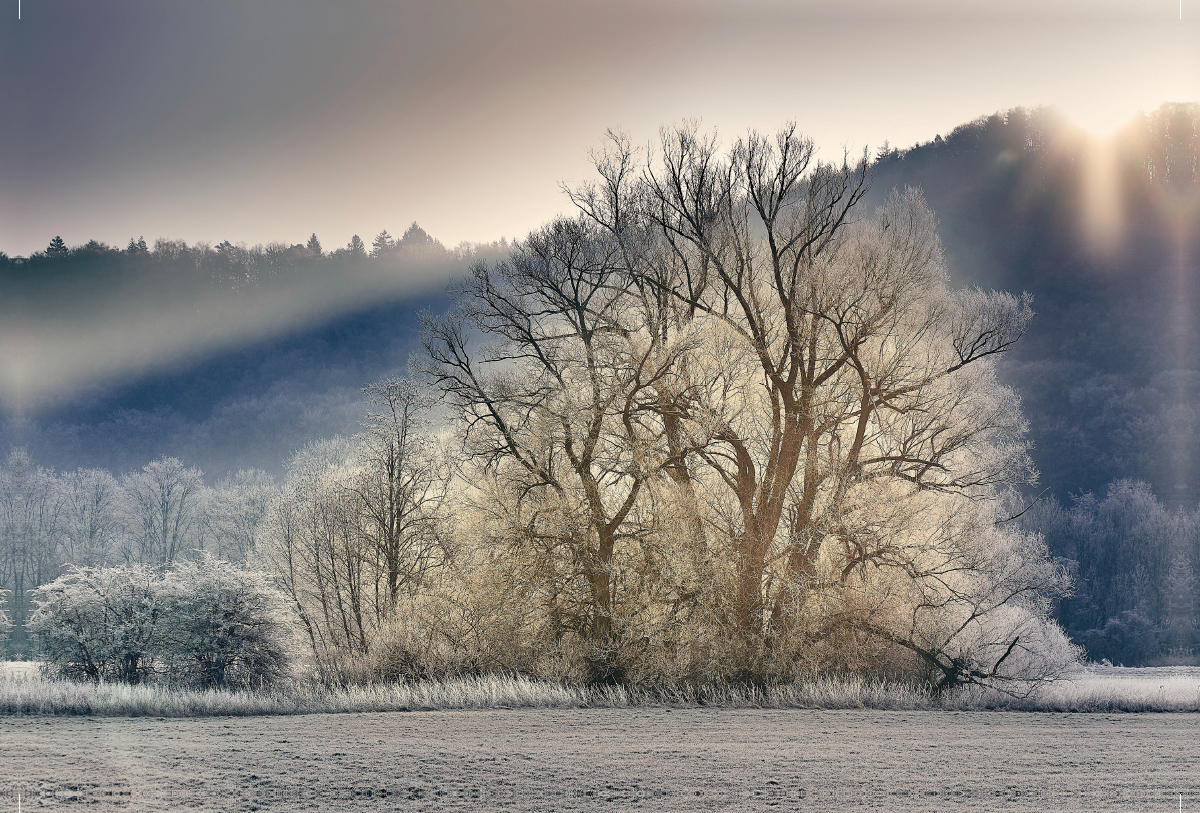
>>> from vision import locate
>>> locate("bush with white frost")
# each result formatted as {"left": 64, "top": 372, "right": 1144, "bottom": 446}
{"left": 29, "top": 558, "right": 295, "bottom": 689}
{"left": 158, "top": 555, "right": 296, "bottom": 689}
{"left": 29, "top": 564, "right": 162, "bottom": 683}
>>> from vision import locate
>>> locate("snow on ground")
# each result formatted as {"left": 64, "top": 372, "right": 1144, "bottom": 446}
{"left": 4, "top": 704, "right": 1200, "bottom": 812}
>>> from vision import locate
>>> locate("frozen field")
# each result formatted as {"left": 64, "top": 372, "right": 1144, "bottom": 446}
{"left": 4, "top": 704, "right": 1200, "bottom": 812}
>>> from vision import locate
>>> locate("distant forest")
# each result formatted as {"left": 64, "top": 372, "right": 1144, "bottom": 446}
{"left": 5, "top": 104, "right": 1200, "bottom": 668}
{"left": 3, "top": 219, "right": 471, "bottom": 273}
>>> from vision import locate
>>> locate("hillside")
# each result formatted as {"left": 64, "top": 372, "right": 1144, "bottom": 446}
{"left": 868, "top": 103, "right": 1200, "bottom": 508}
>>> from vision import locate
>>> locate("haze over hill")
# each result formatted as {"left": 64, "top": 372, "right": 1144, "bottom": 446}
{"left": 7, "top": 104, "right": 1200, "bottom": 509}
{"left": 0, "top": 225, "right": 498, "bottom": 477}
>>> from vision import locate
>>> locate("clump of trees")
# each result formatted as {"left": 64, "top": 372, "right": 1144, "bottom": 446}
{"left": 0, "top": 449, "right": 277, "bottom": 658}
{"left": 1021, "top": 480, "right": 1200, "bottom": 666}
{"left": 255, "top": 123, "right": 1080, "bottom": 693}
{"left": 6, "top": 123, "right": 1091, "bottom": 694}
{"left": 259, "top": 377, "right": 452, "bottom": 682}
{"left": 29, "top": 555, "right": 293, "bottom": 689}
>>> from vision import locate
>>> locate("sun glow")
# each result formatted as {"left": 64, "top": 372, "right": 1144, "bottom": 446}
{"left": 1079, "top": 136, "right": 1124, "bottom": 253}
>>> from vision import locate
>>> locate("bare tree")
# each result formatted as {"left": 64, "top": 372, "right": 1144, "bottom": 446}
{"left": 351, "top": 377, "right": 450, "bottom": 617}
{"left": 121, "top": 457, "right": 205, "bottom": 565}
{"left": 57, "top": 468, "right": 122, "bottom": 568}
{"left": 419, "top": 217, "right": 692, "bottom": 676}
{"left": 203, "top": 469, "right": 277, "bottom": 563}
{"left": 561, "top": 124, "right": 1068, "bottom": 688}
{"left": 261, "top": 438, "right": 382, "bottom": 661}
{"left": 0, "top": 448, "right": 61, "bottom": 656}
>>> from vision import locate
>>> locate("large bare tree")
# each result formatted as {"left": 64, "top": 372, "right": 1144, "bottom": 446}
{"left": 567, "top": 124, "right": 1065, "bottom": 688}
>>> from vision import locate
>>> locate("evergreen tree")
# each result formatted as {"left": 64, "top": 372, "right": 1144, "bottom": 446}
{"left": 400, "top": 222, "right": 433, "bottom": 248}
{"left": 46, "top": 236, "right": 68, "bottom": 257}
{"left": 306, "top": 233, "right": 322, "bottom": 257}
{"left": 371, "top": 230, "right": 395, "bottom": 258}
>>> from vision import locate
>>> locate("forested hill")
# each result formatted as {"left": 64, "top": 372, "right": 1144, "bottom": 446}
{"left": 7, "top": 107, "right": 1200, "bottom": 508}
{"left": 0, "top": 226, "right": 500, "bottom": 478}
{"left": 866, "top": 103, "right": 1200, "bottom": 508}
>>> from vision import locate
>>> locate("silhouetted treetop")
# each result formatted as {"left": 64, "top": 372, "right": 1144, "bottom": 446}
{"left": 401, "top": 222, "right": 438, "bottom": 249}
{"left": 371, "top": 230, "right": 395, "bottom": 258}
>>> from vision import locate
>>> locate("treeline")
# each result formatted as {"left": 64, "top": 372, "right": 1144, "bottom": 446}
{"left": 0, "top": 221, "right": 506, "bottom": 348}
{"left": 1023, "top": 481, "right": 1200, "bottom": 666}
{"left": 0, "top": 221, "right": 495, "bottom": 284}
{"left": 0, "top": 447, "right": 277, "bottom": 657}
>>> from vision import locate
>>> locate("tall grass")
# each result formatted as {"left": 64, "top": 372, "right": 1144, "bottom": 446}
{"left": 2, "top": 663, "right": 1199, "bottom": 717}
{"left": 0, "top": 670, "right": 591, "bottom": 717}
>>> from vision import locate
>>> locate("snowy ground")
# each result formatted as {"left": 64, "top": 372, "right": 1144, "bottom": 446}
{"left": 4, "top": 704, "right": 1200, "bottom": 812}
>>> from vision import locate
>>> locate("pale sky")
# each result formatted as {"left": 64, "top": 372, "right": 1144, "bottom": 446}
{"left": 1, "top": 0, "right": 1196, "bottom": 256}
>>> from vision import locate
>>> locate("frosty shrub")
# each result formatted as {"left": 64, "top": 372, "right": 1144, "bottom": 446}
{"left": 29, "top": 564, "right": 163, "bottom": 684}
{"left": 159, "top": 554, "right": 296, "bottom": 690}
{"left": 29, "top": 559, "right": 295, "bottom": 689}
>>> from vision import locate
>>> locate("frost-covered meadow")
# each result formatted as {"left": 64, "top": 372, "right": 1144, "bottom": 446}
{"left": 4, "top": 702, "right": 1200, "bottom": 811}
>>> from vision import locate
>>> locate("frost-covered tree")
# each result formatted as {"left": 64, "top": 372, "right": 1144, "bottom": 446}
{"left": 31, "top": 559, "right": 293, "bottom": 688}
{"left": 351, "top": 377, "right": 450, "bottom": 614}
{"left": 260, "top": 386, "right": 454, "bottom": 668}
{"left": 29, "top": 564, "right": 163, "bottom": 684}
{"left": 1025, "top": 480, "right": 1198, "bottom": 665}
{"left": 120, "top": 457, "right": 205, "bottom": 565}
{"left": 420, "top": 217, "right": 695, "bottom": 679}
{"left": 57, "top": 468, "right": 122, "bottom": 568}
{"left": 0, "top": 589, "right": 11, "bottom": 650}
{"left": 0, "top": 448, "right": 62, "bottom": 657}
{"left": 556, "top": 123, "right": 1074, "bottom": 688}
{"left": 203, "top": 469, "right": 277, "bottom": 563}
{"left": 260, "top": 437, "right": 371, "bottom": 657}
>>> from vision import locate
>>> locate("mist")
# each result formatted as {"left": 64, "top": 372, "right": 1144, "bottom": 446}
{"left": 0, "top": 227, "right": 502, "bottom": 477}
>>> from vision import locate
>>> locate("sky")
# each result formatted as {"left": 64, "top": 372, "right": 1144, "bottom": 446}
{"left": 1, "top": 0, "right": 1197, "bottom": 257}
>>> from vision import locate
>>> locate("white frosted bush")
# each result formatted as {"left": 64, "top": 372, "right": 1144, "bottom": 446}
{"left": 29, "top": 558, "right": 295, "bottom": 690}
{"left": 29, "top": 564, "right": 163, "bottom": 684}
{"left": 159, "top": 554, "right": 297, "bottom": 690}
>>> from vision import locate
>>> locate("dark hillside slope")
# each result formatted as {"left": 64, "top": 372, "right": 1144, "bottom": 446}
{"left": 868, "top": 104, "right": 1200, "bottom": 507}
{"left": 0, "top": 290, "right": 451, "bottom": 478}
